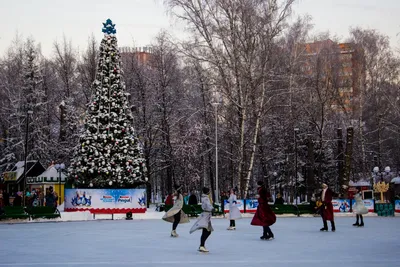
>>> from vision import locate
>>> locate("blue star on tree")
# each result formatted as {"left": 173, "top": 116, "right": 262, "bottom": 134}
{"left": 102, "top": 19, "right": 116, "bottom": 34}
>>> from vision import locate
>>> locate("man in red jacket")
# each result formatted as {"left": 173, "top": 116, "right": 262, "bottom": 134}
{"left": 320, "top": 183, "right": 335, "bottom": 232}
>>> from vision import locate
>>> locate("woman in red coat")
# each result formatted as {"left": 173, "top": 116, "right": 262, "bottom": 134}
{"left": 320, "top": 183, "right": 335, "bottom": 232}
{"left": 251, "top": 181, "right": 276, "bottom": 240}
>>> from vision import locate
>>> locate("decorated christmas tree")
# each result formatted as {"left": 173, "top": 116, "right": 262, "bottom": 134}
{"left": 69, "top": 19, "right": 147, "bottom": 187}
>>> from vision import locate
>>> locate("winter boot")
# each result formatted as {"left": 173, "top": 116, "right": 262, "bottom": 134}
{"left": 171, "top": 230, "right": 179, "bottom": 237}
{"left": 331, "top": 221, "right": 336, "bottom": 232}
{"left": 320, "top": 220, "right": 328, "bottom": 231}
{"left": 198, "top": 246, "right": 209, "bottom": 252}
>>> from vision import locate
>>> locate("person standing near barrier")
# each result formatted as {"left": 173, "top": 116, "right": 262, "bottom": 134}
{"left": 251, "top": 181, "right": 276, "bottom": 240}
{"left": 227, "top": 188, "right": 242, "bottom": 230}
{"left": 353, "top": 188, "right": 368, "bottom": 227}
{"left": 320, "top": 183, "right": 335, "bottom": 232}
{"left": 190, "top": 187, "right": 214, "bottom": 252}
{"left": 162, "top": 185, "right": 189, "bottom": 237}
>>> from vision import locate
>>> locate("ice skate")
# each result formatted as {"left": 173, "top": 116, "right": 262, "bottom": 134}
{"left": 227, "top": 226, "right": 236, "bottom": 230}
{"left": 358, "top": 222, "right": 364, "bottom": 227}
{"left": 353, "top": 222, "right": 359, "bottom": 226}
{"left": 198, "top": 246, "right": 209, "bottom": 252}
{"left": 170, "top": 230, "right": 179, "bottom": 237}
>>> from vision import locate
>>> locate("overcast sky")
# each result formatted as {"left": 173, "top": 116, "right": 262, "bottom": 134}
{"left": 0, "top": 0, "right": 399, "bottom": 57}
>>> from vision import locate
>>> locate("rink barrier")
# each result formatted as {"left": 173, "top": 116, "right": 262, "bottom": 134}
{"left": 375, "top": 203, "right": 395, "bottom": 217}
{"left": 395, "top": 200, "right": 400, "bottom": 213}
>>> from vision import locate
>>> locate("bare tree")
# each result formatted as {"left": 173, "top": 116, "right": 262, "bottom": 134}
{"left": 165, "top": 0, "right": 295, "bottom": 198}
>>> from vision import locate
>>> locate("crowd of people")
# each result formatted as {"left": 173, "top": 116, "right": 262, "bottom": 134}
{"left": 0, "top": 186, "right": 59, "bottom": 210}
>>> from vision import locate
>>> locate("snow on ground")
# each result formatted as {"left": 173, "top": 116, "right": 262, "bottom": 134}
{"left": 0, "top": 216, "right": 399, "bottom": 267}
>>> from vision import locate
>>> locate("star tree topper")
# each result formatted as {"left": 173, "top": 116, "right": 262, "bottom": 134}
{"left": 102, "top": 19, "right": 116, "bottom": 34}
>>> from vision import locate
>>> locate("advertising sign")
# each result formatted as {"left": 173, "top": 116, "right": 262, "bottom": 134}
{"left": 332, "top": 199, "right": 351, "bottom": 212}
{"left": 351, "top": 199, "right": 375, "bottom": 212}
{"left": 395, "top": 200, "right": 400, "bottom": 213}
{"left": 244, "top": 199, "right": 259, "bottom": 212}
{"left": 64, "top": 188, "right": 146, "bottom": 213}
{"left": 3, "top": 172, "right": 17, "bottom": 181}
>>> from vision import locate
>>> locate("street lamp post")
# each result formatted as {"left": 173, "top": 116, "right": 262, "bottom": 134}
{"left": 373, "top": 166, "right": 391, "bottom": 183}
{"left": 211, "top": 92, "right": 221, "bottom": 204}
{"left": 54, "top": 163, "right": 65, "bottom": 206}
{"left": 273, "top": 171, "right": 278, "bottom": 200}
{"left": 23, "top": 109, "right": 33, "bottom": 206}
{"left": 294, "top": 128, "right": 299, "bottom": 204}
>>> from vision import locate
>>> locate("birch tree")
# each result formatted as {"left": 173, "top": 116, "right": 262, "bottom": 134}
{"left": 165, "top": 0, "right": 295, "bottom": 198}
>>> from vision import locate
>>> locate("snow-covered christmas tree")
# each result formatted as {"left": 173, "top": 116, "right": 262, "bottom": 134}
{"left": 69, "top": 19, "right": 147, "bottom": 188}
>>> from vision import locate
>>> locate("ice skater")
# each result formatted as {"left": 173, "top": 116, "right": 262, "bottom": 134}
{"left": 190, "top": 187, "right": 214, "bottom": 252}
{"left": 162, "top": 185, "right": 189, "bottom": 237}
{"left": 251, "top": 181, "right": 276, "bottom": 240}
{"left": 353, "top": 188, "right": 367, "bottom": 227}
{"left": 320, "top": 183, "right": 336, "bottom": 232}
{"left": 227, "top": 188, "right": 242, "bottom": 230}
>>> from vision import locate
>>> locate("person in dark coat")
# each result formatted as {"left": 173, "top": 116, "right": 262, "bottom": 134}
{"left": 274, "top": 193, "right": 284, "bottom": 205}
{"left": 251, "top": 181, "right": 276, "bottom": 240}
{"left": 45, "top": 187, "right": 57, "bottom": 207}
{"left": 188, "top": 190, "right": 198, "bottom": 205}
{"left": 320, "top": 183, "right": 335, "bottom": 232}
{"left": 13, "top": 192, "right": 23, "bottom": 206}
{"left": 3, "top": 191, "right": 10, "bottom": 206}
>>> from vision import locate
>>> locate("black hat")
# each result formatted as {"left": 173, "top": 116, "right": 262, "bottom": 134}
{"left": 174, "top": 184, "right": 182, "bottom": 192}
{"left": 257, "top": 181, "right": 264, "bottom": 186}
{"left": 202, "top": 187, "right": 210, "bottom": 194}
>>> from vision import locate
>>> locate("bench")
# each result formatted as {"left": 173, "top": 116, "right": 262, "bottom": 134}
{"left": 164, "top": 204, "right": 203, "bottom": 217}
{"left": 0, "top": 206, "right": 30, "bottom": 220}
{"left": 27, "top": 206, "right": 61, "bottom": 220}
{"left": 271, "top": 204, "right": 299, "bottom": 215}
{"left": 296, "top": 204, "right": 314, "bottom": 215}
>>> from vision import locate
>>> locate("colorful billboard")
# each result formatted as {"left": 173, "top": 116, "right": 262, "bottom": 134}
{"left": 64, "top": 188, "right": 146, "bottom": 213}
{"left": 395, "top": 200, "right": 400, "bottom": 213}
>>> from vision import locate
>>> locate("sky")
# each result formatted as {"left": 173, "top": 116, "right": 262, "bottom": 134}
{"left": 0, "top": 0, "right": 399, "bottom": 57}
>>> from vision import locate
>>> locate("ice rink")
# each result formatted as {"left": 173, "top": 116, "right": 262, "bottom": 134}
{"left": 1, "top": 216, "right": 399, "bottom": 267}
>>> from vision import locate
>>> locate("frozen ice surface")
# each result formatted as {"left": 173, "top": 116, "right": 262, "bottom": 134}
{"left": 0, "top": 216, "right": 399, "bottom": 267}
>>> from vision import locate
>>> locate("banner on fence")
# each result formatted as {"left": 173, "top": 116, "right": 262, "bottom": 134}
{"left": 244, "top": 199, "right": 259, "bottom": 212}
{"left": 395, "top": 200, "right": 400, "bottom": 213}
{"left": 332, "top": 199, "right": 351, "bottom": 212}
{"left": 64, "top": 188, "right": 146, "bottom": 213}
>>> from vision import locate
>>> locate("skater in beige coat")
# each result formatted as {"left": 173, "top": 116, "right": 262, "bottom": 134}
{"left": 162, "top": 185, "right": 189, "bottom": 237}
{"left": 190, "top": 187, "right": 214, "bottom": 252}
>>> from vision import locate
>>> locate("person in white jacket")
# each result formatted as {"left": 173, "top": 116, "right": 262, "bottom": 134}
{"left": 227, "top": 188, "right": 242, "bottom": 230}
{"left": 353, "top": 188, "right": 368, "bottom": 227}
{"left": 190, "top": 187, "right": 214, "bottom": 252}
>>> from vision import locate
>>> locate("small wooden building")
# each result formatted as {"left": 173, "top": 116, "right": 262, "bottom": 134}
{"left": 27, "top": 165, "right": 67, "bottom": 206}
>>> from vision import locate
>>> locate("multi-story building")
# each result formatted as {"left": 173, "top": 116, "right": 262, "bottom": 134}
{"left": 119, "top": 46, "right": 152, "bottom": 65}
{"left": 299, "top": 39, "right": 364, "bottom": 114}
